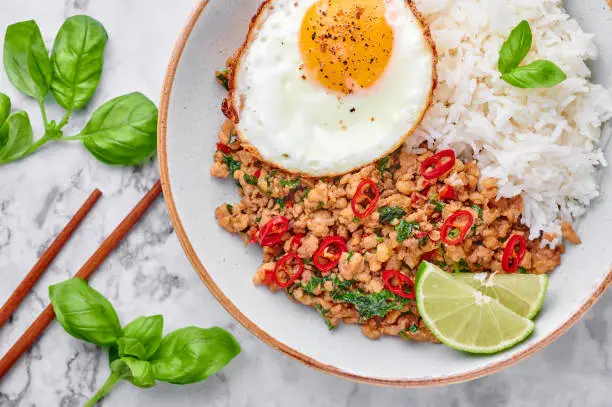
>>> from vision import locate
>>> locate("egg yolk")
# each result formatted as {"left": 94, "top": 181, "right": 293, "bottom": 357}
{"left": 299, "top": 0, "right": 394, "bottom": 95}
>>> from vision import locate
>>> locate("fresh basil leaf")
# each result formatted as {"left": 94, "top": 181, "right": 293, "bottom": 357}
{"left": 50, "top": 15, "right": 108, "bottom": 110}
{"left": 111, "top": 357, "right": 156, "bottom": 388}
{"left": 3, "top": 20, "right": 51, "bottom": 100}
{"left": 0, "top": 93, "right": 10, "bottom": 128}
{"left": 498, "top": 20, "right": 532, "bottom": 74}
{"left": 79, "top": 92, "right": 158, "bottom": 165}
{"left": 48, "top": 278, "right": 122, "bottom": 346}
{"left": 0, "top": 112, "right": 33, "bottom": 162}
{"left": 118, "top": 315, "right": 163, "bottom": 360}
{"left": 150, "top": 327, "right": 241, "bottom": 385}
{"left": 0, "top": 123, "right": 8, "bottom": 153}
{"left": 502, "top": 60, "right": 567, "bottom": 88}
{"left": 0, "top": 94, "right": 10, "bottom": 151}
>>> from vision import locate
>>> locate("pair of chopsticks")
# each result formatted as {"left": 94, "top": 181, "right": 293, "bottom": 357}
{"left": 0, "top": 180, "right": 162, "bottom": 381}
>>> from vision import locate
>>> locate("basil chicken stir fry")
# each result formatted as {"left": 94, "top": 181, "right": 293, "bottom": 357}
{"left": 0, "top": 15, "right": 157, "bottom": 166}
{"left": 49, "top": 278, "right": 241, "bottom": 407}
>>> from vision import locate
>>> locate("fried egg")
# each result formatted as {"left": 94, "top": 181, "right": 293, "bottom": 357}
{"left": 224, "top": 0, "right": 436, "bottom": 176}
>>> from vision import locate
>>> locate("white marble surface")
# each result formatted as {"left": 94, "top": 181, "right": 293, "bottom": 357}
{"left": 0, "top": 0, "right": 611, "bottom": 406}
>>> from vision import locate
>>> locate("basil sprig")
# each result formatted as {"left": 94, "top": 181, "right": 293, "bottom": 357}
{"left": 498, "top": 20, "right": 567, "bottom": 89}
{"left": 0, "top": 15, "right": 157, "bottom": 166}
{"left": 49, "top": 278, "right": 241, "bottom": 407}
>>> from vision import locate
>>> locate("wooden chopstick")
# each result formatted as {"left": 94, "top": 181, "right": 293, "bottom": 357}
{"left": 0, "top": 189, "right": 103, "bottom": 329}
{"left": 0, "top": 180, "right": 162, "bottom": 381}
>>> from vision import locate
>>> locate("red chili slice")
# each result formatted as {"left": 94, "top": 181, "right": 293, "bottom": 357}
{"left": 439, "top": 185, "right": 456, "bottom": 201}
{"left": 313, "top": 235, "right": 348, "bottom": 273}
{"left": 216, "top": 142, "right": 231, "bottom": 154}
{"left": 289, "top": 234, "right": 303, "bottom": 252}
{"left": 273, "top": 253, "right": 304, "bottom": 288}
{"left": 249, "top": 228, "right": 258, "bottom": 244}
{"left": 502, "top": 235, "right": 527, "bottom": 273}
{"left": 382, "top": 270, "right": 415, "bottom": 299}
{"left": 420, "top": 149, "right": 456, "bottom": 180}
{"left": 351, "top": 179, "right": 380, "bottom": 219}
{"left": 421, "top": 249, "right": 440, "bottom": 262}
{"left": 262, "top": 269, "right": 275, "bottom": 287}
{"left": 259, "top": 216, "right": 289, "bottom": 246}
{"left": 254, "top": 168, "right": 261, "bottom": 178}
{"left": 440, "top": 210, "right": 474, "bottom": 245}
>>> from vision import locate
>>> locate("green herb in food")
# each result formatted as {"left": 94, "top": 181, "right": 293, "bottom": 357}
{"left": 503, "top": 60, "right": 567, "bottom": 88}
{"left": 347, "top": 251, "right": 355, "bottom": 262}
{"left": 300, "top": 188, "right": 311, "bottom": 202}
{"left": 377, "top": 156, "right": 391, "bottom": 175}
{"left": 398, "top": 329, "right": 410, "bottom": 339}
{"left": 49, "top": 278, "right": 240, "bottom": 407}
{"left": 335, "top": 289, "right": 410, "bottom": 320}
{"left": 275, "top": 197, "right": 286, "bottom": 210}
{"left": 280, "top": 178, "right": 300, "bottom": 189}
{"left": 430, "top": 199, "right": 444, "bottom": 212}
{"left": 519, "top": 267, "right": 527, "bottom": 274}
{"left": 1, "top": 16, "right": 158, "bottom": 166}
{"left": 302, "top": 275, "right": 325, "bottom": 295}
{"left": 315, "top": 201, "right": 324, "bottom": 210}
{"left": 226, "top": 204, "right": 233, "bottom": 214}
{"left": 376, "top": 236, "right": 384, "bottom": 244}
{"left": 315, "top": 304, "right": 335, "bottom": 330}
{"left": 452, "top": 259, "right": 471, "bottom": 274}
{"left": 216, "top": 68, "right": 230, "bottom": 90}
{"left": 303, "top": 258, "right": 313, "bottom": 265}
{"left": 471, "top": 204, "right": 483, "bottom": 219}
{"left": 419, "top": 235, "right": 429, "bottom": 247}
{"left": 353, "top": 216, "right": 360, "bottom": 223}
{"left": 222, "top": 154, "right": 242, "bottom": 177}
{"left": 498, "top": 20, "right": 566, "bottom": 88}
{"left": 408, "top": 323, "right": 419, "bottom": 333}
{"left": 243, "top": 173, "right": 258, "bottom": 185}
{"left": 265, "top": 169, "right": 278, "bottom": 186}
{"left": 395, "top": 219, "right": 418, "bottom": 243}
{"left": 378, "top": 206, "right": 406, "bottom": 224}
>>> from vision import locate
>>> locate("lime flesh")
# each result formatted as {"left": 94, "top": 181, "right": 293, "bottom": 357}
{"left": 416, "top": 262, "right": 535, "bottom": 354}
{"left": 453, "top": 273, "right": 547, "bottom": 319}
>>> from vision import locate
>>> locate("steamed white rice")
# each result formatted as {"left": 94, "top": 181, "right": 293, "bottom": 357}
{"left": 409, "top": 0, "right": 612, "bottom": 245}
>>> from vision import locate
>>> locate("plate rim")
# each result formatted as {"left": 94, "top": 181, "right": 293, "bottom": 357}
{"left": 157, "top": 0, "right": 612, "bottom": 387}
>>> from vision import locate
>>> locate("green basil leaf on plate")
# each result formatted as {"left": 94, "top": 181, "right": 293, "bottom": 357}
{"left": 150, "top": 327, "right": 241, "bottom": 385}
{"left": 498, "top": 20, "right": 532, "bottom": 74}
{"left": 502, "top": 60, "right": 567, "bottom": 88}
{"left": 110, "top": 357, "right": 157, "bottom": 388}
{"left": 0, "top": 112, "right": 33, "bottom": 162}
{"left": 3, "top": 20, "right": 51, "bottom": 100}
{"left": 50, "top": 15, "right": 108, "bottom": 110}
{"left": 48, "top": 278, "right": 122, "bottom": 346}
{"left": 79, "top": 92, "right": 158, "bottom": 165}
{"left": 118, "top": 315, "right": 164, "bottom": 360}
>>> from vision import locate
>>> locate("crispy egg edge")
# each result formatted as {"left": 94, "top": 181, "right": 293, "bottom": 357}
{"left": 221, "top": 0, "right": 439, "bottom": 178}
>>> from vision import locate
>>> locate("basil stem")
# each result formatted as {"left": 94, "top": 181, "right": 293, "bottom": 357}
{"left": 82, "top": 371, "right": 123, "bottom": 407}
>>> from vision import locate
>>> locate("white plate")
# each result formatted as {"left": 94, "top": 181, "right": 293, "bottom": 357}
{"left": 159, "top": 0, "right": 612, "bottom": 386}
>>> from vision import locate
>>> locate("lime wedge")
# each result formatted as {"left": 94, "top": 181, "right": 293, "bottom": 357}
{"left": 416, "top": 261, "right": 534, "bottom": 354}
{"left": 452, "top": 273, "right": 547, "bottom": 319}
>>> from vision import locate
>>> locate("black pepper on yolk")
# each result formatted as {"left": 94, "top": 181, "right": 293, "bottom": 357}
{"left": 299, "top": 0, "right": 394, "bottom": 95}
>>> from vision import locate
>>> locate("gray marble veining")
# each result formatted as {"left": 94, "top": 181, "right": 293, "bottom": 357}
{"left": 0, "top": 0, "right": 611, "bottom": 406}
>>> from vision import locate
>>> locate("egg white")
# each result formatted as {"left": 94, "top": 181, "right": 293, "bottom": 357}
{"left": 227, "top": 0, "right": 436, "bottom": 176}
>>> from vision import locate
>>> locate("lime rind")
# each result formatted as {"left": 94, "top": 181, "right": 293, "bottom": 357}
{"left": 416, "top": 262, "right": 535, "bottom": 354}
